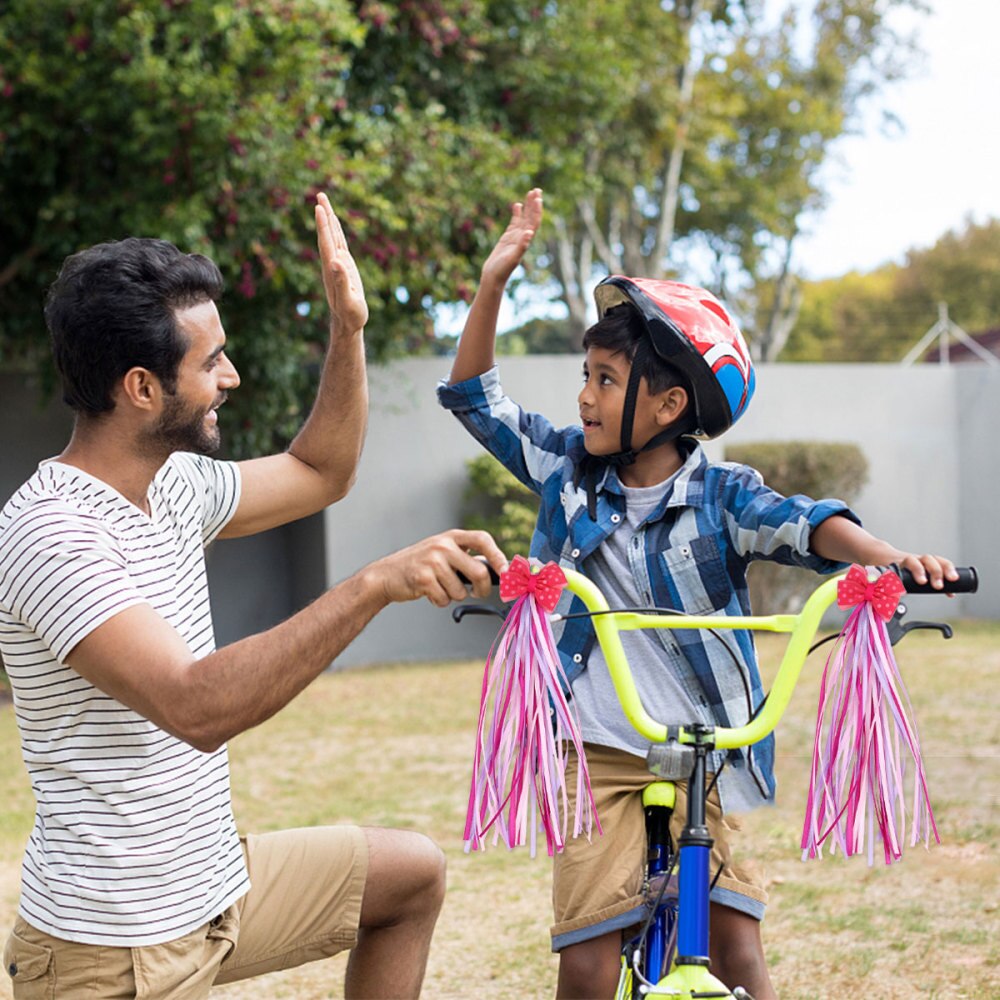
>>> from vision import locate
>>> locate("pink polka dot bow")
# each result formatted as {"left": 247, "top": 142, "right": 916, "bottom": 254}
{"left": 836, "top": 564, "right": 905, "bottom": 621}
{"left": 499, "top": 555, "right": 567, "bottom": 613}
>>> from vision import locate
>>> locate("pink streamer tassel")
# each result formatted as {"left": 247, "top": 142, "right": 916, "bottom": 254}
{"left": 464, "top": 591, "right": 601, "bottom": 856}
{"left": 801, "top": 600, "right": 939, "bottom": 865}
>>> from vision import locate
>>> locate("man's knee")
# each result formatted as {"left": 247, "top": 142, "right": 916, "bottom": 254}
{"left": 406, "top": 833, "right": 447, "bottom": 907}
{"left": 361, "top": 828, "right": 446, "bottom": 925}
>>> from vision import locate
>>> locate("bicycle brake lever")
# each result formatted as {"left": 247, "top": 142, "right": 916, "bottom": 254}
{"left": 452, "top": 604, "right": 506, "bottom": 624}
{"left": 890, "top": 620, "right": 953, "bottom": 645}
{"left": 885, "top": 604, "right": 953, "bottom": 646}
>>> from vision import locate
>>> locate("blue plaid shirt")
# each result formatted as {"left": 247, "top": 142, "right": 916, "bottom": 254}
{"left": 439, "top": 366, "right": 858, "bottom": 810}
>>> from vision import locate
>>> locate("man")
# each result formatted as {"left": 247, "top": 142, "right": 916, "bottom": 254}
{"left": 0, "top": 193, "right": 505, "bottom": 999}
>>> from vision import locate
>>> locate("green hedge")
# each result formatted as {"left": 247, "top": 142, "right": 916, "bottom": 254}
{"left": 724, "top": 440, "right": 870, "bottom": 613}
{"left": 723, "top": 441, "right": 869, "bottom": 504}
{"left": 461, "top": 454, "right": 539, "bottom": 557}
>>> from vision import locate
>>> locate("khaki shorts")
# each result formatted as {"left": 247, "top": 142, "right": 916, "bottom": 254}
{"left": 3, "top": 825, "right": 368, "bottom": 1000}
{"left": 551, "top": 744, "right": 768, "bottom": 952}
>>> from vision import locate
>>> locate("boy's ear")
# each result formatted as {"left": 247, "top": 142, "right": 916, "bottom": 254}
{"left": 655, "top": 385, "right": 690, "bottom": 428}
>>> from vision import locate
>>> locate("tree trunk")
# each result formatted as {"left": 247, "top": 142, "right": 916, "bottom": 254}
{"left": 651, "top": 0, "right": 702, "bottom": 272}
{"left": 549, "top": 216, "right": 593, "bottom": 342}
{"left": 756, "top": 238, "right": 802, "bottom": 362}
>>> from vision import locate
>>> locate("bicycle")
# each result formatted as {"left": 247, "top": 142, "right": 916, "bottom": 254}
{"left": 456, "top": 562, "right": 978, "bottom": 999}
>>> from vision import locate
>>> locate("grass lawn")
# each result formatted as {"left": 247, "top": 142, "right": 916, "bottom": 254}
{"left": 0, "top": 623, "right": 997, "bottom": 999}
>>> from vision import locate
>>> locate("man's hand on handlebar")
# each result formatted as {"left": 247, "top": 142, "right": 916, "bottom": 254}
{"left": 363, "top": 529, "right": 508, "bottom": 608}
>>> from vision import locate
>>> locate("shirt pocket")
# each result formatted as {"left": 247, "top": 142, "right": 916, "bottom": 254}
{"left": 660, "top": 535, "right": 730, "bottom": 614}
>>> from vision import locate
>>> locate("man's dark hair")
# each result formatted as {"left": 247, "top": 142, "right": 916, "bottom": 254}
{"left": 45, "top": 238, "right": 225, "bottom": 414}
{"left": 582, "top": 304, "right": 691, "bottom": 397}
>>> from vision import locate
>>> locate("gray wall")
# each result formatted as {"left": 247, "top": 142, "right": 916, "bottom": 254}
{"left": 2, "top": 361, "right": 996, "bottom": 670}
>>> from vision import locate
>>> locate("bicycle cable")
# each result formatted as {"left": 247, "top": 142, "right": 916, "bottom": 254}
{"left": 555, "top": 606, "right": 759, "bottom": 733}
{"left": 808, "top": 632, "right": 840, "bottom": 655}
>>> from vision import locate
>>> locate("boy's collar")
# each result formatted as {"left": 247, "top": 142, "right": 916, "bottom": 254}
{"left": 573, "top": 436, "right": 707, "bottom": 506}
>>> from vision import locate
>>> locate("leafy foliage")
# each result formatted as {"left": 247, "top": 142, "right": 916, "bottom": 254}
{"left": 461, "top": 453, "right": 538, "bottom": 556}
{"left": 470, "top": 0, "right": 929, "bottom": 347}
{"left": 0, "top": 0, "right": 537, "bottom": 455}
{"left": 783, "top": 219, "right": 1000, "bottom": 362}
{"left": 0, "top": 0, "right": 949, "bottom": 456}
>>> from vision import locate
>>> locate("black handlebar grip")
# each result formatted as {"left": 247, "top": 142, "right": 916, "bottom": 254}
{"left": 456, "top": 562, "right": 502, "bottom": 587}
{"left": 891, "top": 564, "right": 978, "bottom": 595}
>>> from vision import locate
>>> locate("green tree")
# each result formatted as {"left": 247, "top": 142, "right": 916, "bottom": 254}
{"left": 461, "top": 453, "right": 538, "bottom": 556}
{"left": 460, "top": 0, "right": 926, "bottom": 350}
{"left": 783, "top": 218, "right": 1000, "bottom": 362}
{"left": 0, "top": 0, "right": 536, "bottom": 454}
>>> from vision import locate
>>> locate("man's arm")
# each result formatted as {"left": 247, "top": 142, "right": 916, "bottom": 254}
{"left": 221, "top": 193, "right": 370, "bottom": 538}
{"left": 65, "top": 530, "right": 506, "bottom": 752}
{"left": 447, "top": 188, "right": 543, "bottom": 386}
{"left": 810, "top": 514, "right": 958, "bottom": 588}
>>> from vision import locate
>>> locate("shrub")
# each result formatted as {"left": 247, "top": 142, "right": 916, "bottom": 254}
{"left": 461, "top": 454, "right": 539, "bottom": 557}
{"left": 723, "top": 441, "right": 870, "bottom": 613}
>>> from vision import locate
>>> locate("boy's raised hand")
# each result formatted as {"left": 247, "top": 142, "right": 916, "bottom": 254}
{"left": 481, "top": 188, "right": 543, "bottom": 288}
{"left": 315, "top": 192, "right": 369, "bottom": 334}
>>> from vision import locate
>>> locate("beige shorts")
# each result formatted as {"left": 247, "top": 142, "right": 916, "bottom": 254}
{"left": 3, "top": 825, "right": 368, "bottom": 1000}
{"left": 551, "top": 744, "right": 768, "bottom": 951}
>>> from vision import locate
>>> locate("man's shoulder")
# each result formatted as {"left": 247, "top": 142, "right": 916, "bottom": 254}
{"left": 1, "top": 464, "right": 98, "bottom": 530}
{"left": 155, "top": 451, "right": 238, "bottom": 498}
{"left": 0, "top": 467, "right": 116, "bottom": 585}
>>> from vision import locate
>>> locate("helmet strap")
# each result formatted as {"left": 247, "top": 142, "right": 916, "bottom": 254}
{"left": 576, "top": 339, "right": 695, "bottom": 521}
{"left": 616, "top": 338, "right": 649, "bottom": 458}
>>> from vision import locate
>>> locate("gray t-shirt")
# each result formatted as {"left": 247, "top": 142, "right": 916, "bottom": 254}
{"left": 573, "top": 474, "right": 703, "bottom": 756}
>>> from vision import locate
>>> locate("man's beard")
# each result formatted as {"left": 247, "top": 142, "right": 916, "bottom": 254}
{"left": 146, "top": 392, "right": 223, "bottom": 456}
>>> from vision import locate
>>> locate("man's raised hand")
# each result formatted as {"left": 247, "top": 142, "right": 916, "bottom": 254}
{"left": 315, "top": 192, "right": 369, "bottom": 334}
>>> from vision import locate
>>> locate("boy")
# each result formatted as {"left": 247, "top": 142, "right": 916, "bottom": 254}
{"left": 438, "top": 189, "right": 957, "bottom": 999}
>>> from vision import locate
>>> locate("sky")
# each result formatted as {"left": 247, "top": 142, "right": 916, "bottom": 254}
{"left": 792, "top": 0, "right": 1000, "bottom": 279}
{"left": 440, "top": 0, "right": 1000, "bottom": 334}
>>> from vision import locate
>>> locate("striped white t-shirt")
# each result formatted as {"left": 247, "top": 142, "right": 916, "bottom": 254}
{"left": 0, "top": 452, "right": 250, "bottom": 946}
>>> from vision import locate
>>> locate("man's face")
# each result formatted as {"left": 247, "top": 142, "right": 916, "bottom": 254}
{"left": 577, "top": 346, "right": 663, "bottom": 456}
{"left": 149, "top": 300, "right": 240, "bottom": 455}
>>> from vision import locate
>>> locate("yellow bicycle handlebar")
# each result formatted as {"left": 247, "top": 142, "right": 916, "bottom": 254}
{"left": 560, "top": 569, "right": 844, "bottom": 750}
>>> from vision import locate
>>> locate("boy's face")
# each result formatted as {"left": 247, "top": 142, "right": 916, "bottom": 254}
{"left": 578, "top": 346, "right": 667, "bottom": 456}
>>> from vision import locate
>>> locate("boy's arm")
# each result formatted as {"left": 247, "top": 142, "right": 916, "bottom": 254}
{"left": 447, "top": 188, "right": 543, "bottom": 385}
{"left": 810, "top": 514, "right": 958, "bottom": 589}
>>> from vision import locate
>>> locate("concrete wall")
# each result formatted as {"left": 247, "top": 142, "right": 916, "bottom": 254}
{"left": 3, "top": 360, "right": 996, "bottom": 670}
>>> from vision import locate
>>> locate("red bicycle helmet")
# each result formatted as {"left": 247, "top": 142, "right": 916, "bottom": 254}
{"left": 594, "top": 275, "right": 755, "bottom": 439}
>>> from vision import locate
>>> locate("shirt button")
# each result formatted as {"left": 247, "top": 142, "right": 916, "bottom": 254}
{"left": 560, "top": 495, "right": 567, "bottom": 505}
{"left": 610, "top": 514, "right": 621, "bottom": 524}
{"left": 572, "top": 653, "right": 583, "bottom": 663}
{"left": 570, "top": 548, "right": 580, "bottom": 558}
